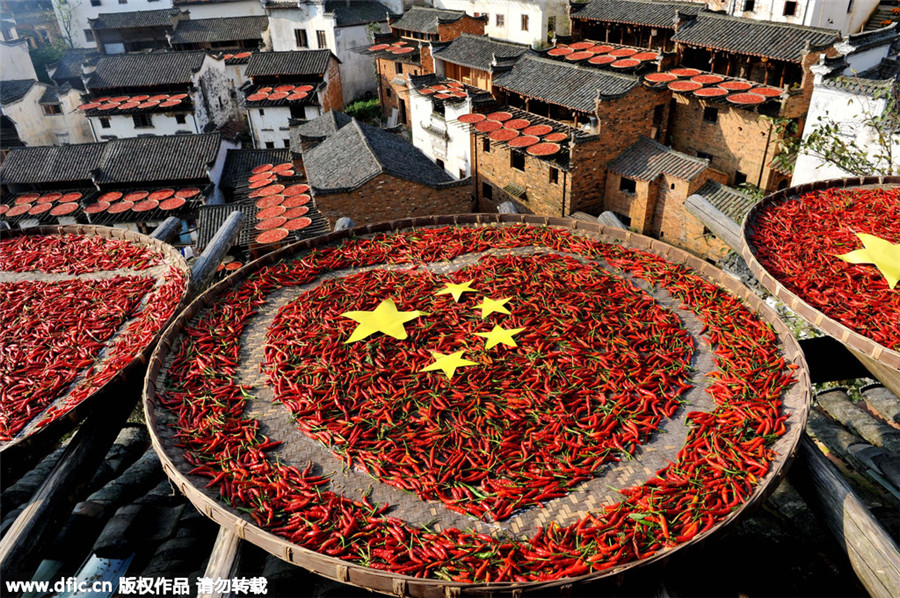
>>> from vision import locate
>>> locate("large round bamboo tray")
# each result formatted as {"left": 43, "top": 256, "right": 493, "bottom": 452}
{"left": 145, "top": 214, "right": 809, "bottom": 597}
{"left": 741, "top": 176, "right": 900, "bottom": 396}
{"left": 0, "top": 225, "right": 191, "bottom": 454}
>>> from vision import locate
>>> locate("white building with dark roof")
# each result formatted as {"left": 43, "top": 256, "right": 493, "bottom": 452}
{"left": 78, "top": 51, "right": 239, "bottom": 141}
{"left": 431, "top": 0, "right": 569, "bottom": 47}
{"left": 706, "top": 0, "right": 878, "bottom": 37}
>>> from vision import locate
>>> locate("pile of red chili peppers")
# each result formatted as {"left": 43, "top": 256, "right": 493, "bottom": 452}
{"left": 0, "top": 234, "right": 161, "bottom": 274}
{"left": 160, "top": 225, "right": 795, "bottom": 583}
{"left": 0, "top": 234, "right": 186, "bottom": 443}
{"left": 749, "top": 186, "right": 900, "bottom": 350}
{"left": 265, "top": 253, "right": 694, "bottom": 521}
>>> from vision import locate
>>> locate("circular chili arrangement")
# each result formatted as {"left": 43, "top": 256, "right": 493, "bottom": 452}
{"left": 150, "top": 223, "right": 802, "bottom": 587}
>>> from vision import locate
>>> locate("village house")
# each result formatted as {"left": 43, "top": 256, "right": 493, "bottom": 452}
{"left": 242, "top": 50, "right": 343, "bottom": 149}
{"left": 431, "top": 33, "right": 529, "bottom": 91}
{"left": 0, "top": 132, "right": 238, "bottom": 235}
{"left": 290, "top": 111, "right": 472, "bottom": 225}
{"left": 48, "top": 48, "right": 101, "bottom": 91}
{"left": 172, "top": 0, "right": 266, "bottom": 20}
{"left": 0, "top": 39, "right": 94, "bottom": 150}
{"left": 87, "top": 8, "right": 189, "bottom": 55}
{"left": 266, "top": 0, "right": 392, "bottom": 104}
{"left": 704, "top": 0, "right": 878, "bottom": 37}
{"left": 1, "top": 0, "right": 58, "bottom": 49}
{"left": 792, "top": 24, "right": 900, "bottom": 185}
{"left": 431, "top": 0, "right": 570, "bottom": 47}
{"left": 168, "top": 15, "right": 271, "bottom": 52}
{"left": 78, "top": 51, "right": 240, "bottom": 141}
{"left": 570, "top": 0, "right": 705, "bottom": 52}
{"left": 370, "top": 7, "right": 486, "bottom": 125}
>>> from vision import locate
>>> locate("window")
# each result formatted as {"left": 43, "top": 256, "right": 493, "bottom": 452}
{"left": 42, "top": 104, "right": 61, "bottom": 115}
{"left": 549, "top": 167, "right": 558, "bottom": 184}
{"left": 395, "top": 62, "right": 403, "bottom": 74}
{"left": 84, "top": 29, "right": 94, "bottom": 42}
{"left": 703, "top": 107, "right": 718, "bottom": 123}
{"left": 284, "top": 139, "right": 291, "bottom": 148}
{"left": 734, "top": 171, "right": 748, "bottom": 186}
{"left": 316, "top": 30, "right": 327, "bottom": 49}
{"left": 265, "top": 141, "right": 275, "bottom": 148}
{"left": 783, "top": 1, "right": 797, "bottom": 16}
{"left": 495, "top": 14, "right": 504, "bottom": 27}
{"left": 132, "top": 113, "right": 153, "bottom": 128}
{"left": 619, "top": 177, "right": 636, "bottom": 194}
{"left": 99, "top": 117, "right": 110, "bottom": 128}
{"left": 259, "top": 108, "right": 265, "bottom": 116}
{"left": 482, "top": 137, "right": 490, "bottom": 153}
{"left": 90, "top": 0, "right": 101, "bottom": 5}
{"left": 743, "top": 0, "right": 755, "bottom": 11}
{"left": 436, "top": 158, "right": 444, "bottom": 170}
{"left": 386, "top": 87, "right": 392, "bottom": 98}
{"left": 118, "top": 0, "right": 126, "bottom": 4}
{"left": 175, "top": 114, "right": 186, "bottom": 124}
{"left": 511, "top": 151, "right": 525, "bottom": 171}
{"left": 482, "top": 182, "right": 493, "bottom": 200}
{"left": 847, "top": 0, "right": 854, "bottom": 12}
{"left": 696, "top": 151, "right": 713, "bottom": 162}
{"left": 521, "top": 14, "right": 529, "bottom": 31}
{"left": 295, "top": 29, "right": 308, "bottom": 48}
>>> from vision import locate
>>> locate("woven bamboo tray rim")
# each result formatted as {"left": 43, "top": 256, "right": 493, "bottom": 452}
{"left": 143, "top": 214, "right": 811, "bottom": 597}
{"left": 740, "top": 176, "right": 900, "bottom": 372}
{"left": 1, "top": 224, "right": 192, "bottom": 455}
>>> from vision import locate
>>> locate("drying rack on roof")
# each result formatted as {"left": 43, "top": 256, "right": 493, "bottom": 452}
{"left": 539, "top": 41, "right": 662, "bottom": 76}
{"left": 642, "top": 67, "right": 787, "bottom": 114}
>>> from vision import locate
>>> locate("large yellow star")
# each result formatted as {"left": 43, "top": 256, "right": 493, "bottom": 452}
{"left": 474, "top": 297, "right": 511, "bottom": 319}
{"left": 420, "top": 350, "right": 477, "bottom": 380}
{"left": 475, "top": 325, "right": 525, "bottom": 349}
{"left": 341, "top": 299, "right": 427, "bottom": 343}
{"left": 435, "top": 279, "right": 477, "bottom": 302}
{"left": 837, "top": 233, "right": 900, "bottom": 290}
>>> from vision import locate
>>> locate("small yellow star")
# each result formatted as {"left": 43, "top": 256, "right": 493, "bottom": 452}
{"left": 435, "top": 279, "right": 477, "bottom": 302}
{"left": 420, "top": 350, "right": 477, "bottom": 379}
{"left": 341, "top": 298, "right": 427, "bottom": 343}
{"left": 837, "top": 233, "right": 900, "bottom": 289}
{"left": 475, "top": 325, "right": 525, "bottom": 349}
{"left": 474, "top": 297, "right": 511, "bottom": 319}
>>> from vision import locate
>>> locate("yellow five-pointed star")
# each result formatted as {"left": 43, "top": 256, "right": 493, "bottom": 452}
{"left": 341, "top": 298, "right": 427, "bottom": 343}
{"left": 420, "top": 350, "right": 478, "bottom": 379}
{"left": 837, "top": 233, "right": 900, "bottom": 290}
{"left": 435, "top": 279, "right": 477, "bottom": 302}
{"left": 474, "top": 297, "right": 511, "bottom": 319}
{"left": 475, "top": 325, "right": 525, "bottom": 349}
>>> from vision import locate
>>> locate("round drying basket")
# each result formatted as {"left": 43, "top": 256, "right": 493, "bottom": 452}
{"left": 741, "top": 176, "right": 900, "bottom": 396}
{"left": 145, "top": 214, "right": 810, "bottom": 597}
{"left": 0, "top": 224, "right": 191, "bottom": 455}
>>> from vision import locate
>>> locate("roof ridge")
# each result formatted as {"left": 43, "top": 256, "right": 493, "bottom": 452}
{"left": 696, "top": 11, "right": 840, "bottom": 35}
{"left": 457, "top": 32, "right": 530, "bottom": 49}
{"left": 348, "top": 118, "right": 383, "bottom": 172}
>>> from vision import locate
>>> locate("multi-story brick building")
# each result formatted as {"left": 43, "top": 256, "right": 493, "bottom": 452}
{"left": 371, "top": 7, "right": 486, "bottom": 125}
{"left": 570, "top": 0, "right": 704, "bottom": 52}
{"left": 290, "top": 111, "right": 472, "bottom": 226}
{"left": 242, "top": 50, "right": 343, "bottom": 149}
{"left": 431, "top": 33, "right": 529, "bottom": 91}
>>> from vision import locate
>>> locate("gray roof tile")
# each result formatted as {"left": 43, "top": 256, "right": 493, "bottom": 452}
{"left": 325, "top": 0, "right": 392, "bottom": 27}
{"left": 672, "top": 12, "right": 840, "bottom": 63}
{"left": 51, "top": 48, "right": 100, "bottom": 84}
{"left": 0, "top": 79, "right": 36, "bottom": 105}
{"left": 608, "top": 136, "right": 708, "bottom": 181}
{"left": 492, "top": 54, "right": 640, "bottom": 113}
{"left": 695, "top": 179, "right": 757, "bottom": 224}
{"left": 572, "top": 0, "right": 702, "bottom": 28}
{"left": 220, "top": 148, "right": 291, "bottom": 190}
{"left": 391, "top": 7, "right": 467, "bottom": 34}
{"left": 300, "top": 112, "right": 456, "bottom": 192}
{"left": 87, "top": 51, "right": 207, "bottom": 89}
{"left": 0, "top": 133, "right": 222, "bottom": 185}
{"left": 89, "top": 9, "right": 178, "bottom": 30}
{"left": 433, "top": 34, "right": 528, "bottom": 72}
{"left": 171, "top": 16, "right": 268, "bottom": 44}
{"left": 244, "top": 50, "right": 335, "bottom": 77}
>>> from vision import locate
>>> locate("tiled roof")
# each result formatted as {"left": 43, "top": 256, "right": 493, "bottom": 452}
{"left": 244, "top": 50, "right": 335, "bottom": 77}
{"left": 51, "top": 48, "right": 100, "bottom": 83}
{"left": 608, "top": 137, "right": 708, "bottom": 182}
{"left": 0, "top": 79, "right": 36, "bottom": 105}
{"left": 492, "top": 54, "right": 640, "bottom": 113}
{"left": 89, "top": 9, "right": 177, "bottom": 30}
{"left": 672, "top": 13, "right": 840, "bottom": 63}
{"left": 694, "top": 179, "right": 757, "bottom": 224}
{"left": 0, "top": 134, "right": 222, "bottom": 185}
{"left": 301, "top": 113, "right": 457, "bottom": 192}
{"left": 290, "top": 111, "right": 353, "bottom": 147}
{"left": 220, "top": 148, "right": 291, "bottom": 191}
{"left": 325, "top": 0, "right": 392, "bottom": 27}
{"left": 87, "top": 51, "right": 206, "bottom": 89}
{"left": 391, "top": 7, "right": 467, "bottom": 34}
{"left": 174, "top": 0, "right": 250, "bottom": 4}
{"left": 823, "top": 58, "right": 900, "bottom": 96}
{"left": 171, "top": 16, "right": 268, "bottom": 44}
{"left": 38, "top": 85, "right": 60, "bottom": 104}
{"left": 571, "top": 0, "right": 702, "bottom": 27}
{"left": 433, "top": 34, "right": 528, "bottom": 72}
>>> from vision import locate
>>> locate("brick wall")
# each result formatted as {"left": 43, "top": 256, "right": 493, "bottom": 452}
{"left": 315, "top": 176, "right": 473, "bottom": 227}
{"left": 321, "top": 56, "right": 344, "bottom": 112}
{"left": 668, "top": 95, "right": 787, "bottom": 192}
{"left": 436, "top": 16, "right": 485, "bottom": 42}
{"left": 378, "top": 56, "right": 427, "bottom": 125}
